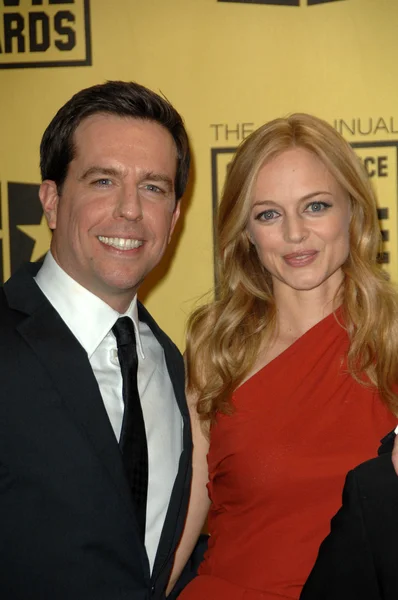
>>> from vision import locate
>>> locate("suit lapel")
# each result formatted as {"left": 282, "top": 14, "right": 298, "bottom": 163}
{"left": 138, "top": 303, "right": 192, "bottom": 582}
{"left": 4, "top": 264, "right": 151, "bottom": 577}
{"left": 378, "top": 429, "right": 396, "bottom": 455}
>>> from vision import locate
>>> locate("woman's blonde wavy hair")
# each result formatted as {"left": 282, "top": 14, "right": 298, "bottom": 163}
{"left": 186, "top": 113, "right": 398, "bottom": 427}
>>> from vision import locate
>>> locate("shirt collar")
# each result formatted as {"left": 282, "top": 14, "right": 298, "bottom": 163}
{"left": 34, "top": 252, "right": 145, "bottom": 360}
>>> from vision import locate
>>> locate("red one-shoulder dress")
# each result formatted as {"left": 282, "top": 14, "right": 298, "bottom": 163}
{"left": 180, "top": 311, "right": 397, "bottom": 599}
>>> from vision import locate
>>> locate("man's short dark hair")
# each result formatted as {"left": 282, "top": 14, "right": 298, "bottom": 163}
{"left": 40, "top": 80, "right": 190, "bottom": 201}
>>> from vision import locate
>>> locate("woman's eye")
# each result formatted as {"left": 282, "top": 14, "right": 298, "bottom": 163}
{"left": 257, "top": 209, "right": 279, "bottom": 221}
{"left": 306, "top": 201, "right": 331, "bottom": 213}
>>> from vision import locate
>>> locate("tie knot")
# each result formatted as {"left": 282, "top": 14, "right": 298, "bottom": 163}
{"left": 112, "top": 316, "right": 136, "bottom": 347}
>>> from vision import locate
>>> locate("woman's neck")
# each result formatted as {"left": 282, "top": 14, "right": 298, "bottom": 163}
{"left": 273, "top": 283, "right": 343, "bottom": 342}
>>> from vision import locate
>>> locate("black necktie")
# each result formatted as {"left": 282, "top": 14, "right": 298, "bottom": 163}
{"left": 112, "top": 317, "right": 148, "bottom": 543}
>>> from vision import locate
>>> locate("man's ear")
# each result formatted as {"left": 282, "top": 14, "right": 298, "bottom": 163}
{"left": 168, "top": 201, "right": 181, "bottom": 243}
{"left": 39, "top": 181, "right": 59, "bottom": 230}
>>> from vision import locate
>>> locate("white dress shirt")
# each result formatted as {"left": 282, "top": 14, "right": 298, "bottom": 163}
{"left": 35, "top": 252, "right": 183, "bottom": 572}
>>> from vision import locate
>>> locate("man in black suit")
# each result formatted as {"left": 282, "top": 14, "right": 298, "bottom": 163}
{"left": 300, "top": 428, "right": 398, "bottom": 600}
{"left": 0, "top": 81, "right": 195, "bottom": 599}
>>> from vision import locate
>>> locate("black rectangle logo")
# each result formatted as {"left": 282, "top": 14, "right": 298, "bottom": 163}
{"left": 0, "top": 0, "right": 91, "bottom": 68}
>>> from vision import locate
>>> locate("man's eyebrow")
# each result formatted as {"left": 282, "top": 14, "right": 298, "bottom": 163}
{"left": 78, "top": 167, "right": 174, "bottom": 190}
{"left": 141, "top": 171, "right": 174, "bottom": 190}
{"left": 78, "top": 166, "right": 123, "bottom": 181}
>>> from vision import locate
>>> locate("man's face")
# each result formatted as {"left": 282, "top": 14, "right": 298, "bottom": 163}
{"left": 40, "top": 114, "right": 180, "bottom": 311}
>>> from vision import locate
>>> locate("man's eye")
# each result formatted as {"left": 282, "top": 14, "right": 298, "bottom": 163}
{"left": 144, "top": 184, "right": 163, "bottom": 193}
{"left": 256, "top": 209, "right": 279, "bottom": 221}
{"left": 94, "top": 178, "right": 112, "bottom": 187}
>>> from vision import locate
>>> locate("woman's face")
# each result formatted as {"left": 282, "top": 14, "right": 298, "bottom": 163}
{"left": 246, "top": 147, "right": 351, "bottom": 297}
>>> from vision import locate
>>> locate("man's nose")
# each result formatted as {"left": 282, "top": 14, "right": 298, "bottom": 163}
{"left": 113, "top": 186, "right": 143, "bottom": 221}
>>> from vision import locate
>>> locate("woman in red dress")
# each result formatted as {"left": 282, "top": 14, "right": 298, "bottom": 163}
{"left": 168, "top": 114, "right": 398, "bottom": 599}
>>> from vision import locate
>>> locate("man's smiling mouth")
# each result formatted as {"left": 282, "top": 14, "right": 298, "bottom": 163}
{"left": 98, "top": 236, "right": 144, "bottom": 250}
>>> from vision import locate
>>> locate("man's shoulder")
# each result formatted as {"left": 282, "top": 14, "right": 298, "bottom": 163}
{"left": 1, "top": 262, "right": 43, "bottom": 312}
{"left": 349, "top": 452, "right": 398, "bottom": 505}
{"left": 3, "top": 262, "right": 41, "bottom": 294}
{"left": 352, "top": 451, "right": 395, "bottom": 478}
{"left": 0, "top": 283, "right": 10, "bottom": 315}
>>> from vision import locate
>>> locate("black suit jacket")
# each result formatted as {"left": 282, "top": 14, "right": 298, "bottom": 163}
{"left": 300, "top": 432, "right": 398, "bottom": 600}
{"left": 0, "top": 262, "right": 192, "bottom": 600}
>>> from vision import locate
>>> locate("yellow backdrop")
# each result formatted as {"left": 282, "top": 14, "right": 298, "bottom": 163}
{"left": 1, "top": 0, "right": 398, "bottom": 349}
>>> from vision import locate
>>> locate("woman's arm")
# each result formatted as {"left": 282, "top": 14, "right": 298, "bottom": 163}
{"left": 166, "top": 394, "right": 211, "bottom": 596}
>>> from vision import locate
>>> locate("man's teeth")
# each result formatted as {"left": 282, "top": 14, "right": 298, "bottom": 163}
{"left": 98, "top": 236, "right": 143, "bottom": 250}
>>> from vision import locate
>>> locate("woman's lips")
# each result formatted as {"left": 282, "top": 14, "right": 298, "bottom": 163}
{"left": 283, "top": 250, "right": 319, "bottom": 267}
